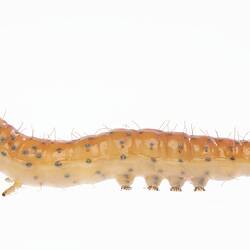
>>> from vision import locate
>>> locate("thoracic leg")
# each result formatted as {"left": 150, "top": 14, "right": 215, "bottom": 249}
{"left": 116, "top": 174, "right": 134, "bottom": 190}
{"left": 145, "top": 175, "right": 162, "bottom": 191}
{"left": 191, "top": 176, "right": 208, "bottom": 191}
{"left": 2, "top": 181, "right": 22, "bottom": 196}
{"left": 168, "top": 176, "right": 185, "bottom": 192}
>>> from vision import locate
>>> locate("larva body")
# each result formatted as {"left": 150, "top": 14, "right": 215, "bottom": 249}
{"left": 0, "top": 118, "right": 249, "bottom": 196}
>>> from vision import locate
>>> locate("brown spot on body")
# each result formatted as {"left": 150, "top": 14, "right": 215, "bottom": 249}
{"left": 22, "top": 149, "right": 29, "bottom": 155}
{"left": 84, "top": 143, "right": 91, "bottom": 152}
{"left": 151, "top": 157, "right": 157, "bottom": 163}
{"left": 10, "top": 135, "right": 16, "bottom": 141}
{"left": 86, "top": 158, "right": 92, "bottom": 163}
{"left": 26, "top": 162, "right": 32, "bottom": 167}
{"left": 120, "top": 154, "right": 127, "bottom": 160}
{"left": 36, "top": 153, "right": 42, "bottom": 159}
{"left": 64, "top": 173, "right": 70, "bottom": 178}
{"left": 177, "top": 144, "right": 184, "bottom": 153}
{"left": 56, "top": 148, "right": 63, "bottom": 153}
{"left": 205, "top": 157, "right": 211, "bottom": 162}
{"left": 0, "top": 136, "right": 6, "bottom": 143}
{"left": 204, "top": 145, "right": 209, "bottom": 153}
{"left": 55, "top": 161, "right": 62, "bottom": 167}
{"left": 1, "top": 151, "right": 7, "bottom": 156}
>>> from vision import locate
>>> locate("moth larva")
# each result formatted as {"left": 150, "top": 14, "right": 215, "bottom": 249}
{"left": 0, "top": 118, "right": 248, "bottom": 196}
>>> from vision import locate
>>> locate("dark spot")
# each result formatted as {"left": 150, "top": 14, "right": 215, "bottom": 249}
{"left": 1, "top": 151, "right": 7, "bottom": 156}
{"left": 120, "top": 154, "right": 127, "bottom": 160}
{"left": 86, "top": 158, "right": 92, "bottom": 164}
{"left": 205, "top": 157, "right": 211, "bottom": 162}
{"left": 139, "top": 131, "right": 143, "bottom": 134}
{"left": 150, "top": 142, "right": 154, "bottom": 150}
{"left": 85, "top": 144, "right": 91, "bottom": 152}
{"left": 123, "top": 174, "right": 129, "bottom": 179}
{"left": 204, "top": 145, "right": 209, "bottom": 153}
{"left": 181, "top": 171, "right": 185, "bottom": 175}
{"left": 36, "top": 153, "right": 42, "bottom": 159}
{"left": 120, "top": 140, "right": 125, "bottom": 145}
{"left": 95, "top": 170, "right": 101, "bottom": 175}
{"left": 128, "top": 168, "right": 133, "bottom": 172}
{"left": 32, "top": 146, "right": 37, "bottom": 150}
{"left": 151, "top": 157, "right": 157, "bottom": 163}
{"left": 33, "top": 176, "right": 39, "bottom": 180}
{"left": 230, "top": 156, "right": 235, "bottom": 161}
{"left": 56, "top": 148, "right": 63, "bottom": 153}
{"left": 0, "top": 136, "right": 6, "bottom": 143}
{"left": 178, "top": 159, "right": 183, "bottom": 163}
{"left": 22, "top": 149, "right": 29, "bottom": 155}
{"left": 26, "top": 162, "right": 32, "bottom": 167}
{"left": 158, "top": 169, "right": 163, "bottom": 173}
{"left": 177, "top": 144, "right": 184, "bottom": 153}
{"left": 11, "top": 145, "right": 17, "bottom": 151}
{"left": 64, "top": 173, "right": 70, "bottom": 178}
{"left": 55, "top": 161, "right": 62, "bottom": 167}
{"left": 10, "top": 135, "right": 16, "bottom": 141}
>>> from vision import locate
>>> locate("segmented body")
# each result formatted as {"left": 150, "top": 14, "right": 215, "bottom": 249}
{"left": 0, "top": 118, "right": 250, "bottom": 196}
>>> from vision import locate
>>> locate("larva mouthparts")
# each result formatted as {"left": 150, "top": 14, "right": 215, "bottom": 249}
{"left": 0, "top": 118, "right": 249, "bottom": 196}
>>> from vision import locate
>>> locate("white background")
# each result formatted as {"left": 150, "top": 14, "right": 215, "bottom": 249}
{"left": 0, "top": 0, "right": 250, "bottom": 249}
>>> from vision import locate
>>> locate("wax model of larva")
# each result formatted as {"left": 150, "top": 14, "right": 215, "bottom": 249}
{"left": 0, "top": 117, "right": 249, "bottom": 196}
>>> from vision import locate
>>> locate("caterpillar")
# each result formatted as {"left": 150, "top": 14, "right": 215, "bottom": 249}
{"left": 0, "top": 117, "right": 249, "bottom": 196}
